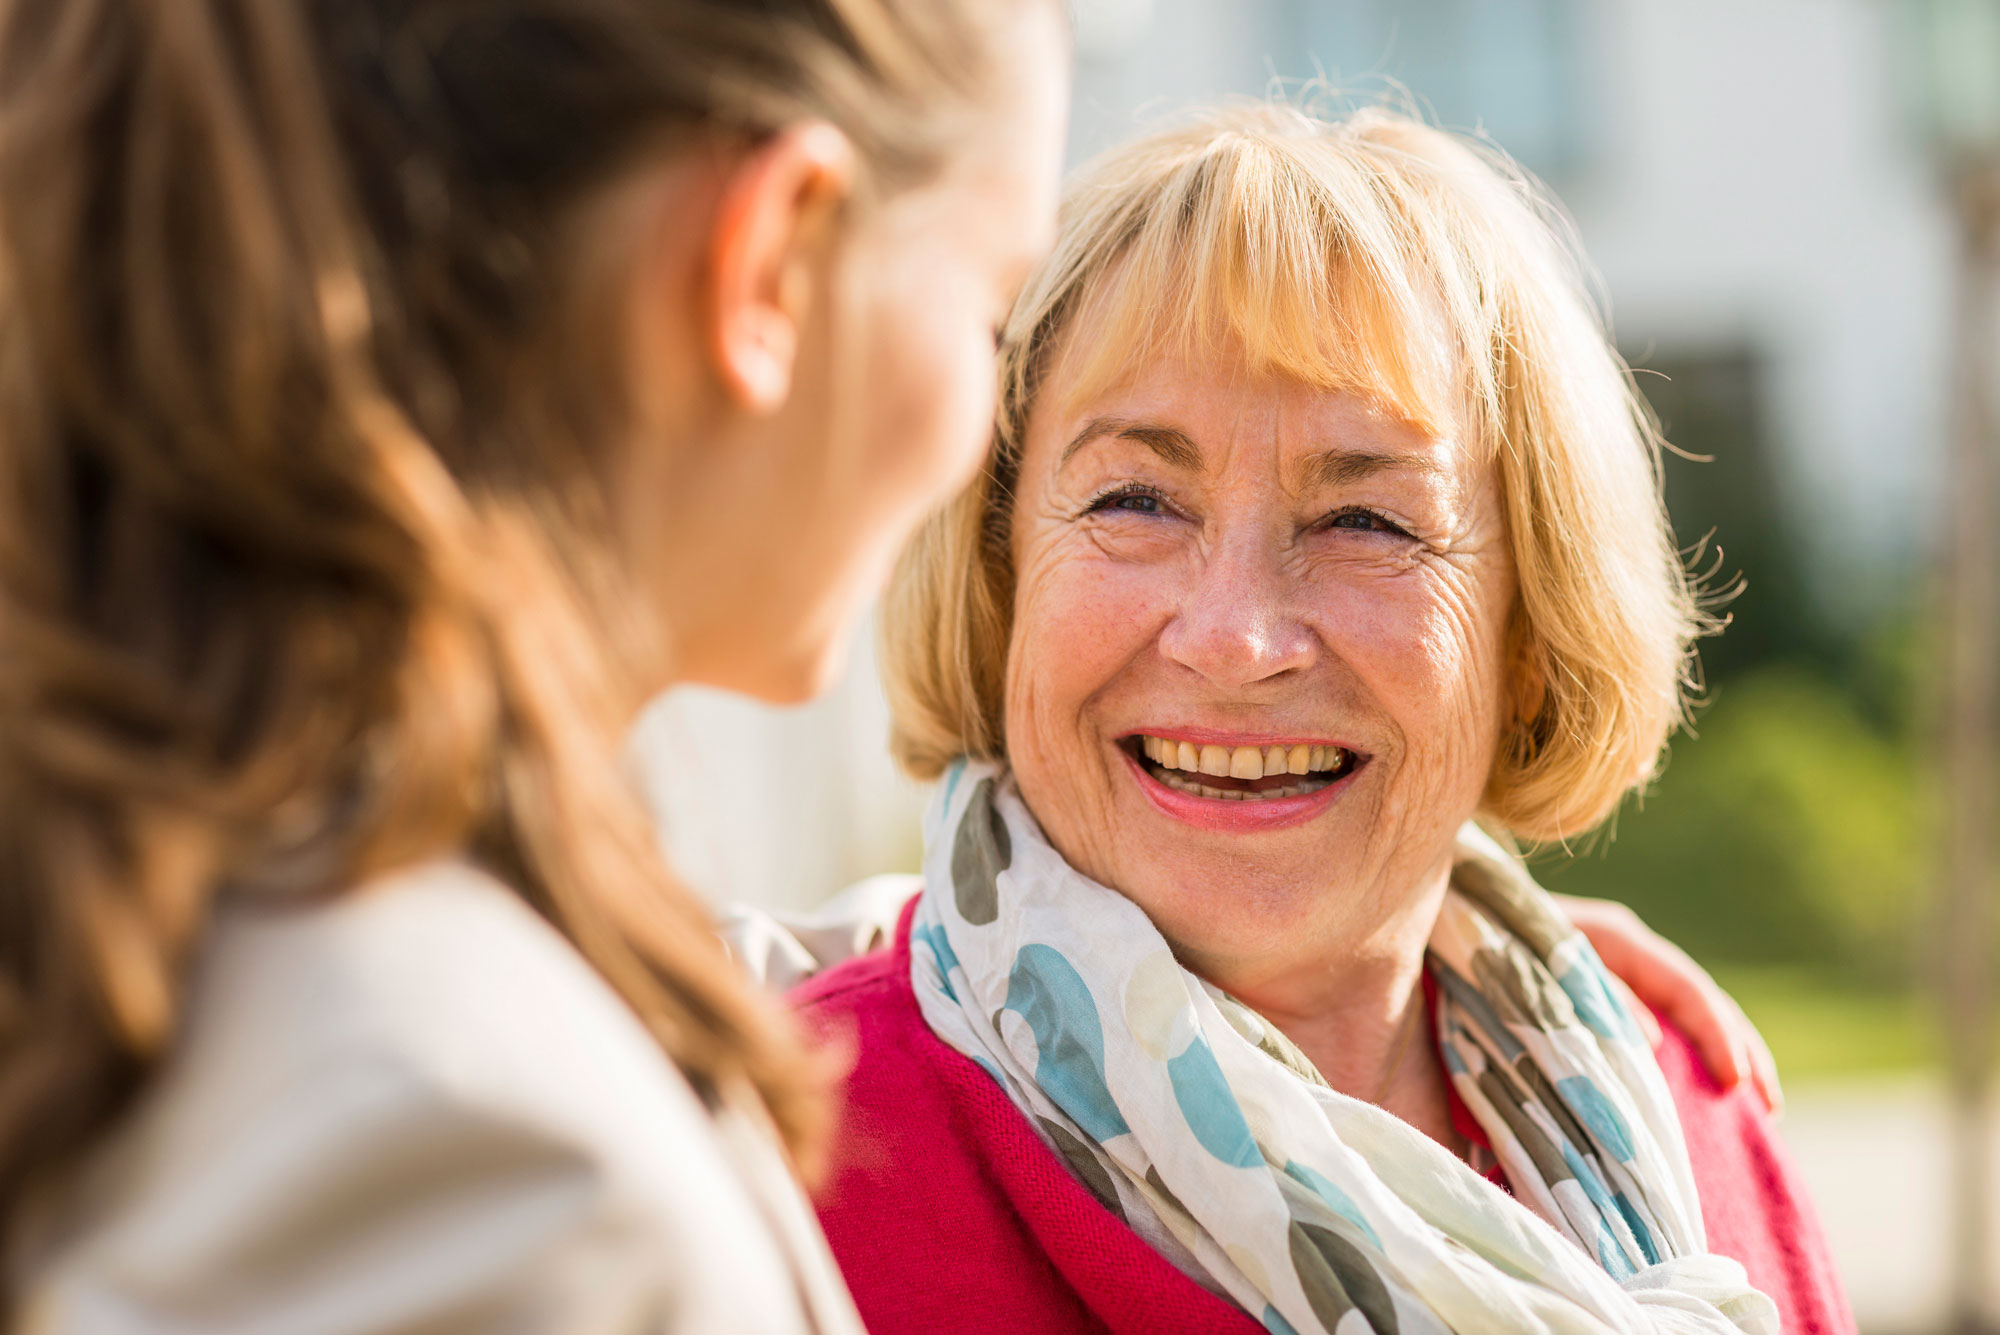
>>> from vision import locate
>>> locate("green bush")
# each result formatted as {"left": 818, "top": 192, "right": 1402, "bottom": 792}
{"left": 1538, "top": 666, "right": 1924, "bottom": 985}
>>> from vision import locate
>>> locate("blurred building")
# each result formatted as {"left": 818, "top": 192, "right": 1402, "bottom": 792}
{"left": 1070, "top": 0, "right": 1950, "bottom": 618}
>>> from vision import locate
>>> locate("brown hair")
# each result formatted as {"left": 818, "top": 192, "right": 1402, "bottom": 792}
{"left": 883, "top": 102, "right": 1709, "bottom": 841}
{"left": 0, "top": 0, "right": 1010, "bottom": 1269}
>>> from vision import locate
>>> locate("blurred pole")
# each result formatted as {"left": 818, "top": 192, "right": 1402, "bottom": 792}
{"left": 1902, "top": 5, "right": 2000, "bottom": 1324}
{"left": 1940, "top": 153, "right": 2000, "bottom": 1335}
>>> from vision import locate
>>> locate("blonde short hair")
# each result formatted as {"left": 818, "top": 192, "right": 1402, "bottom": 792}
{"left": 881, "top": 101, "right": 1706, "bottom": 842}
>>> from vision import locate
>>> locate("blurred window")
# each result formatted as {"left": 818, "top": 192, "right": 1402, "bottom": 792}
{"left": 1284, "top": 0, "right": 1588, "bottom": 177}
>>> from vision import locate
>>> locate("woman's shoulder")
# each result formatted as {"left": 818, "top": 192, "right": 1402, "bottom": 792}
{"left": 786, "top": 899, "right": 1001, "bottom": 1142}
{"left": 1652, "top": 1016, "right": 1856, "bottom": 1335}
{"left": 789, "top": 893, "right": 936, "bottom": 1054}
{"left": 788, "top": 908, "right": 1026, "bottom": 1332}
{"left": 788, "top": 903, "right": 1260, "bottom": 1335}
{"left": 21, "top": 860, "right": 835, "bottom": 1335}
{"left": 789, "top": 899, "right": 965, "bottom": 1142}
{"left": 790, "top": 934, "right": 915, "bottom": 1017}
{"left": 192, "top": 859, "right": 700, "bottom": 1127}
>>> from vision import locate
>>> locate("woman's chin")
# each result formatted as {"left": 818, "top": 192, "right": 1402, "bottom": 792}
{"left": 697, "top": 616, "right": 853, "bottom": 706}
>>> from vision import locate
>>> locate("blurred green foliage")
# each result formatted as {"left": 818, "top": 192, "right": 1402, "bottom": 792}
{"left": 1542, "top": 667, "right": 1924, "bottom": 986}
{"left": 1708, "top": 966, "right": 1939, "bottom": 1080}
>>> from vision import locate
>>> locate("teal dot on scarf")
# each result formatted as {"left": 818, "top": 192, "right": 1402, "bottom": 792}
{"left": 911, "top": 920, "right": 961, "bottom": 1001}
{"left": 1261, "top": 1306, "right": 1301, "bottom": 1335}
{"left": 1614, "top": 1190, "right": 1662, "bottom": 1266}
{"left": 1556, "top": 948, "right": 1642, "bottom": 1045}
{"left": 911, "top": 921, "right": 962, "bottom": 979}
{"left": 1004, "top": 944, "right": 1131, "bottom": 1143}
{"left": 1559, "top": 1139, "right": 1616, "bottom": 1214}
{"left": 1166, "top": 1035, "right": 1263, "bottom": 1168}
{"left": 940, "top": 758, "right": 966, "bottom": 816}
{"left": 1557, "top": 1075, "right": 1636, "bottom": 1163}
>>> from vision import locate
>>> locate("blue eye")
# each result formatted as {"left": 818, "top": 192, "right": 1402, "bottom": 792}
{"left": 1325, "top": 508, "right": 1409, "bottom": 536}
{"left": 1087, "top": 486, "right": 1168, "bottom": 516}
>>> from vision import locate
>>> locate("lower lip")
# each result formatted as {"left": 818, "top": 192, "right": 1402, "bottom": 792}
{"left": 1120, "top": 747, "right": 1360, "bottom": 833}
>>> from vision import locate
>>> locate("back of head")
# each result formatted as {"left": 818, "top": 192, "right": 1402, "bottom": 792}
{"left": 884, "top": 98, "right": 1705, "bottom": 841}
{"left": 0, "top": 0, "right": 1012, "bottom": 1275}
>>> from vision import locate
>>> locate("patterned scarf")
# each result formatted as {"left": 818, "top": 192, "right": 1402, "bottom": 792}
{"left": 911, "top": 762, "right": 1778, "bottom": 1335}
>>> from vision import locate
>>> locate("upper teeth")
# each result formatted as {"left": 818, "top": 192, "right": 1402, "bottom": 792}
{"left": 1138, "top": 736, "right": 1348, "bottom": 780}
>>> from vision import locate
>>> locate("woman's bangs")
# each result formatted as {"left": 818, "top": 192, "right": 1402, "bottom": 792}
{"left": 1054, "top": 141, "right": 1470, "bottom": 442}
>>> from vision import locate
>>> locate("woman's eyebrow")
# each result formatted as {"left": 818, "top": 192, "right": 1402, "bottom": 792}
{"left": 1298, "top": 448, "right": 1452, "bottom": 489}
{"left": 1058, "top": 417, "right": 1202, "bottom": 471}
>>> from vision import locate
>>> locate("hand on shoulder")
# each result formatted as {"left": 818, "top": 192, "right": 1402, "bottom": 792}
{"left": 1554, "top": 893, "right": 1783, "bottom": 1115}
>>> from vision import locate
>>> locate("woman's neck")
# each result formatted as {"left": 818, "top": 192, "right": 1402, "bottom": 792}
{"left": 1197, "top": 860, "right": 1464, "bottom": 1152}
{"left": 1257, "top": 966, "right": 1462, "bottom": 1153}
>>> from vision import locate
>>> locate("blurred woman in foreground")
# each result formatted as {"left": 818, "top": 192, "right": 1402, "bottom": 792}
{"left": 797, "top": 103, "right": 1851, "bottom": 1334}
{"left": 0, "top": 0, "right": 1065, "bottom": 1327}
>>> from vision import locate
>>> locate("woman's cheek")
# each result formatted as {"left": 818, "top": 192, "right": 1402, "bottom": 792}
{"left": 1005, "top": 561, "right": 1157, "bottom": 885}
{"left": 1322, "top": 575, "right": 1508, "bottom": 808}
{"left": 1008, "top": 543, "right": 1159, "bottom": 757}
{"left": 1318, "top": 560, "right": 1492, "bottom": 677}
{"left": 934, "top": 317, "right": 999, "bottom": 486}
{"left": 871, "top": 268, "right": 992, "bottom": 505}
{"left": 1310, "top": 579, "right": 1434, "bottom": 687}
{"left": 1016, "top": 553, "right": 1142, "bottom": 679}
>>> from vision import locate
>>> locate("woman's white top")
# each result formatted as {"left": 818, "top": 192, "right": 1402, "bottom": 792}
{"left": 14, "top": 860, "right": 866, "bottom": 1335}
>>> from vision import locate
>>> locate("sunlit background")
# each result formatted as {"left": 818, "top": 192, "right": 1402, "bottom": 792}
{"left": 635, "top": 4, "right": 2000, "bottom": 1330}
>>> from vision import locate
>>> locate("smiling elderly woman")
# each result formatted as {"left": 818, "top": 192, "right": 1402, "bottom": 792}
{"left": 794, "top": 104, "right": 1850, "bottom": 1335}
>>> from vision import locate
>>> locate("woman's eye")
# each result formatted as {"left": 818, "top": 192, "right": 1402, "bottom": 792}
{"left": 1087, "top": 487, "right": 1168, "bottom": 516}
{"left": 1324, "top": 508, "right": 1409, "bottom": 536}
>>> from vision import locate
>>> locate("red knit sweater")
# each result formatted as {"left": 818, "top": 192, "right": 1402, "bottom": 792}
{"left": 793, "top": 902, "right": 1854, "bottom": 1335}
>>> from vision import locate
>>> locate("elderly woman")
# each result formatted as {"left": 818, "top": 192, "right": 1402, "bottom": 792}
{"left": 795, "top": 103, "right": 1850, "bottom": 1335}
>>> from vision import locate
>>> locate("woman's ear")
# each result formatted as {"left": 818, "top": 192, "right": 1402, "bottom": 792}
{"left": 704, "top": 122, "right": 856, "bottom": 414}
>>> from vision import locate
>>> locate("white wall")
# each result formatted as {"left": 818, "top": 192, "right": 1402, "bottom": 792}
{"left": 1569, "top": 0, "right": 1951, "bottom": 615}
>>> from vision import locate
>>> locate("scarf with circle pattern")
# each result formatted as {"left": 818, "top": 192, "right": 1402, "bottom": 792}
{"left": 910, "top": 762, "right": 1778, "bottom": 1335}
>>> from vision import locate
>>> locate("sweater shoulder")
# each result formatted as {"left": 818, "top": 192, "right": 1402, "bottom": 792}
{"left": 786, "top": 908, "right": 965, "bottom": 1136}
{"left": 789, "top": 943, "right": 912, "bottom": 1015}
{"left": 22, "top": 862, "right": 846, "bottom": 1335}
{"left": 787, "top": 898, "right": 942, "bottom": 1077}
{"left": 1653, "top": 1017, "right": 1856, "bottom": 1335}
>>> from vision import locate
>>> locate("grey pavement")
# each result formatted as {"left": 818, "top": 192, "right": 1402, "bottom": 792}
{"left": 1778, "top": 1076, "right": 2000, "bottom": 1333}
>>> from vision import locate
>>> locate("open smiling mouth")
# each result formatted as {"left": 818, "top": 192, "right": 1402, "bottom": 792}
{"left": 1121, "top": 734, "right": 1361, "bottom": 802}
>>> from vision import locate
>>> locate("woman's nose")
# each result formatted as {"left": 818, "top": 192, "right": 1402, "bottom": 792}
{"left": 1155, "top": 538, "right": 1318, "bottom": 690}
